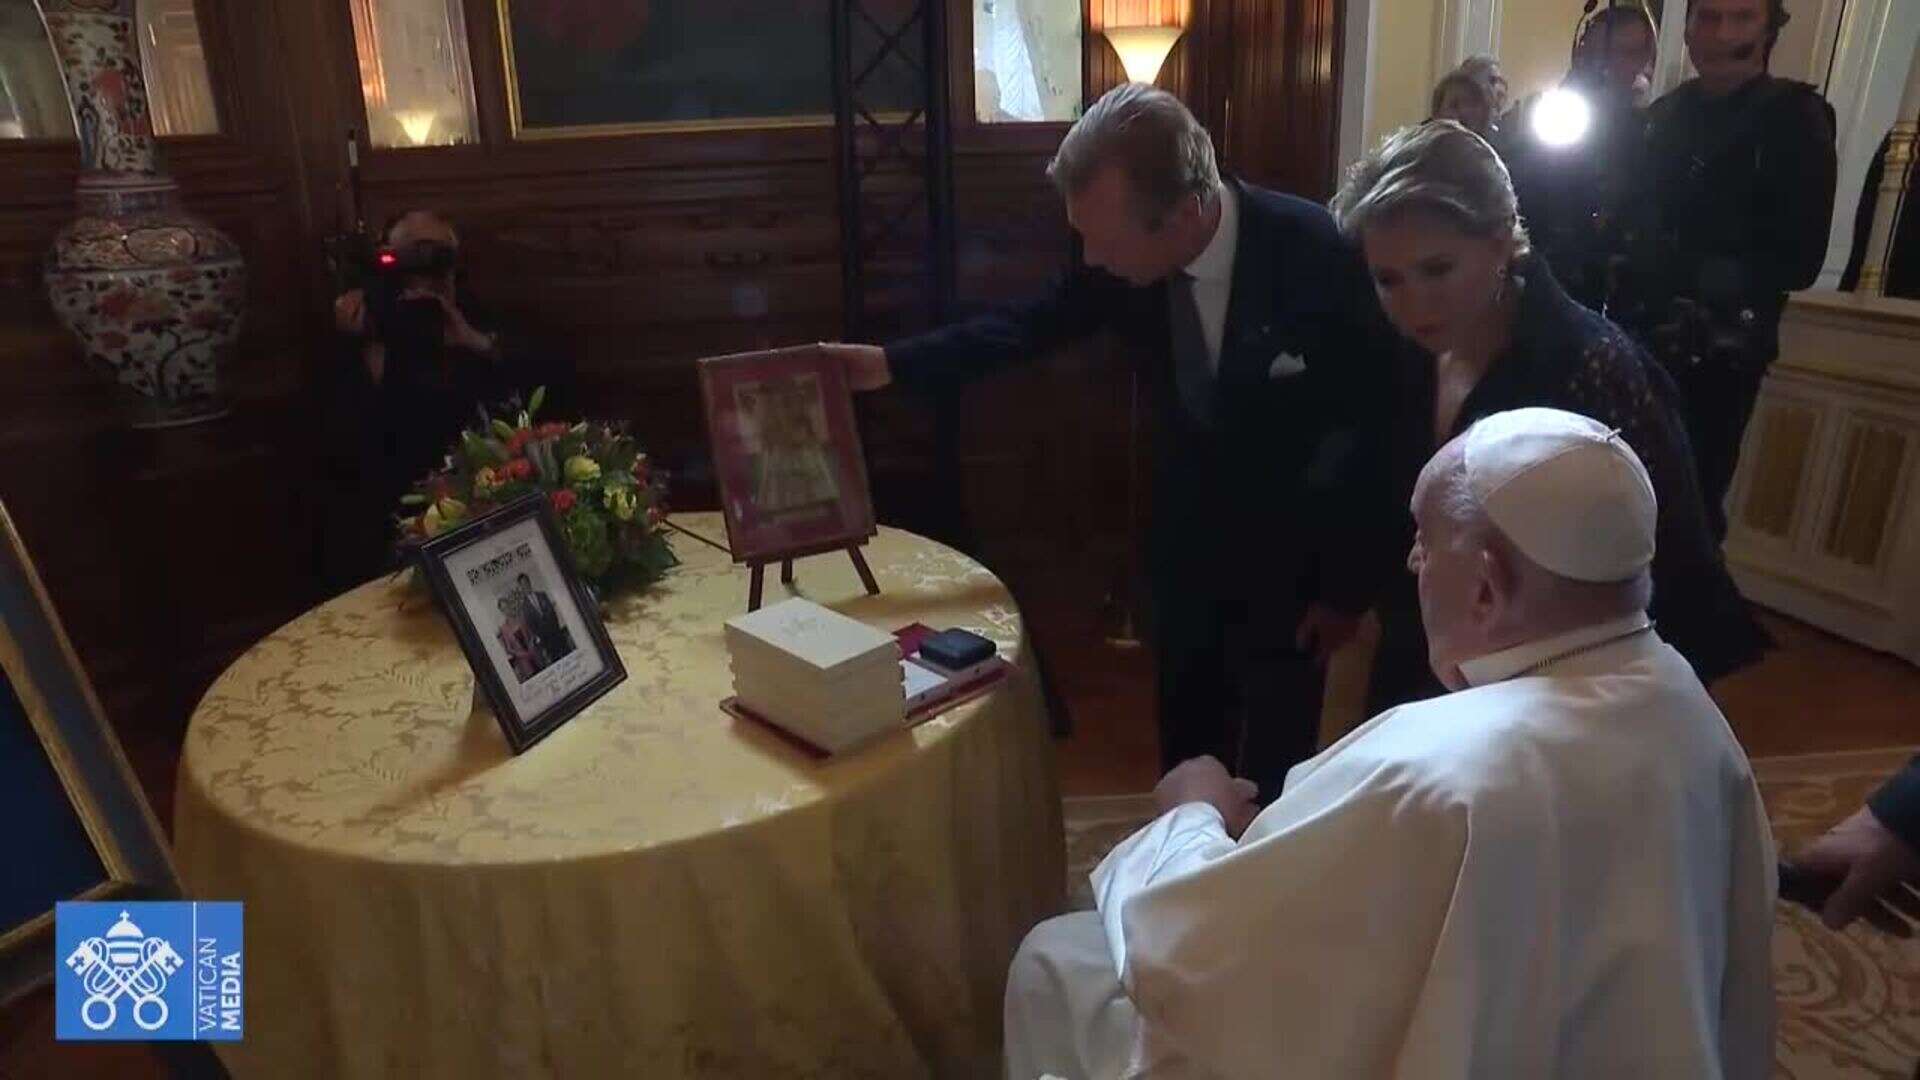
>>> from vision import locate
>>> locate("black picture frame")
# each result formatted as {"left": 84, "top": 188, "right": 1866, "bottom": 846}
{"left": 416, "top": 494, "right": 626, "bottom": 754}
{"left": 0, "top": 501, "right": 178, "bottom": 1006}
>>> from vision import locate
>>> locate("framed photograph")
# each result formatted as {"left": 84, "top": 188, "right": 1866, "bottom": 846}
{"left": 497, "top": 0, "right": 921, "bottom": 138}
{"left": 0, "top": 501, "right": 177, "bottom": 1005}
{"left": 697, "top": 345, "right": 879, "bottom": 564}
{"left": 417, "top": 494, "right": 626, "bottom": 753}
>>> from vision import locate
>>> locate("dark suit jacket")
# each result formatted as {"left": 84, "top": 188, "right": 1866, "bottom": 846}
{"left": 526, "top": 591, "right": 565, "bottom": 648}
{"left": 1872, "top": 756, "right": 1920, "bottom": 851}
{"left": 884, "top": 179, "right": 1395, "bottom": 614}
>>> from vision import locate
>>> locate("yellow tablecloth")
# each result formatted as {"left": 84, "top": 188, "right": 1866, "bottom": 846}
{"left": 173, "top": 514, "right": 1065, "bottom": 1078}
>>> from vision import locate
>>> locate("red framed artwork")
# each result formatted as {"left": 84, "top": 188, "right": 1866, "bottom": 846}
{"left": 696, "top": 345, "right": 878, "bottom": 564}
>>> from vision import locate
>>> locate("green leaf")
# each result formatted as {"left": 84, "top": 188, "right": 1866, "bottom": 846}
{"left": 399, "top": 493, "right": 428, "bottom": 506}
{"left": 529, "top": 440, "right": 559, "bottom": 485}
{"left": 529, "top": 386, "right": 547, "bottom": 416}
{"left": 491, "top": 419, "right": 517, "bottom": 440}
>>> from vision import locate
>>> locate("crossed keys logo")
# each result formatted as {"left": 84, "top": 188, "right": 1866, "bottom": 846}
{"left": 64, "top": 910, "right": 185, "bottom": 1032}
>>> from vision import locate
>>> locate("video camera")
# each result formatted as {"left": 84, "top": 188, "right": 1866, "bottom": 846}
{"left": 362, "top": 240, "right": 458, "bottom": 346}
{"left": 323, "top": 228, "right": 460, "bottom": 346}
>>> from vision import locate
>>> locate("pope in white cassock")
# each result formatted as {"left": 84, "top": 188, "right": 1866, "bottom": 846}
{"left": 1006, "top": 407, "right": 1777, "bottom": 1078}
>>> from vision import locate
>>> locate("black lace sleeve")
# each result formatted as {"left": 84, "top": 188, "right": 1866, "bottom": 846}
{"left": 1556, "top": 326, "right": 1769, "bottom": 682}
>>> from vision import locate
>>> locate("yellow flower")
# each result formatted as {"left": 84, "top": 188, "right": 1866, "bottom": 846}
{"left": 565, "top": 455, "right": 601, "bottom": 484}
{"left": 604, "top": 487, "right": 637, "bottom": 522}
{"left": 422, "top": 496, "right": 468, "bottom": 537}
{"left": 474, "top": 466, "right": 499, "bottom": 494}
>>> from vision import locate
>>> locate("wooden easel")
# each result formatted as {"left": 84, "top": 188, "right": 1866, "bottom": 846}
{"left": 747, "top": 539, "right": 880, "bottom": 611}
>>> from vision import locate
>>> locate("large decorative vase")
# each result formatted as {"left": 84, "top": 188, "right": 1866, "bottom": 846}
{"left": 37, "top": 0, "right": 245, "bottom": 428}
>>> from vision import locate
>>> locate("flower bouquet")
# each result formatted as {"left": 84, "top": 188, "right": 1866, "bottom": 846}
{"left": 397, "top": 388, "right": 677, "bottom": 597}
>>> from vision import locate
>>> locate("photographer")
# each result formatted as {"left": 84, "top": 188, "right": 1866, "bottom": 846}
{"left": 322, "top": 210, "right": 549, "bottom": 585}
{"left": 1501, "top": 2, "right": 1659, "bottom": 311}
{"left": 1615, "top": 0, "right": 1837, "bottom": 542}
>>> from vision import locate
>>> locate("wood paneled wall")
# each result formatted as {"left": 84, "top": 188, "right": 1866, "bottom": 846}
{"left": 0, "top": 0, "right": 1347, "bottom": 801}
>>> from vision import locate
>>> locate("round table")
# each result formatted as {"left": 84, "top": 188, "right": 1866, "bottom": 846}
{"left": 174, "top": 514, "right": 1064, "bottom": 1078}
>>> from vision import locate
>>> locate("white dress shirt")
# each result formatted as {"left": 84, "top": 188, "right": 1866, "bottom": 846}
{"left": 1180, "top": 182, "right": 1238, "bottom": 372}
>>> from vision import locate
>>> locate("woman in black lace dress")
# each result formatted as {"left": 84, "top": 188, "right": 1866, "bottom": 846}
{"left": 1330, "top": 121, "right": 1768, "bottom": 712}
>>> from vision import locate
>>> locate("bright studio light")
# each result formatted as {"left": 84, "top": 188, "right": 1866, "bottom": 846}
{"left": 1532, "top": 87, "right": 1593, "bottom": 148}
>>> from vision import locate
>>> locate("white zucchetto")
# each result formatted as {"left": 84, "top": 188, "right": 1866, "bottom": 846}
{"left": 1462, "top": 407, "right": 1657, "bottom": 582}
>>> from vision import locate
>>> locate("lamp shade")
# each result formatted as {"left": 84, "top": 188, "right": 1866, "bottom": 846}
{"left": 1103, "top": 25, "right": 1183, "bottom": 84}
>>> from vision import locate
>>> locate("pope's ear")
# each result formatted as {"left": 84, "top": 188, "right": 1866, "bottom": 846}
{"left": 1474, "top": 543, "right": 1517, "bottom": 618}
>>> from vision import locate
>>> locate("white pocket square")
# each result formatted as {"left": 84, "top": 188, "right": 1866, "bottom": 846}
{"left": 1268, "top": 351, "right": 1308, "bottom": 378}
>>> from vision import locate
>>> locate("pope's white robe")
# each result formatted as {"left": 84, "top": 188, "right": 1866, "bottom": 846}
{"left": 1008, "top": 617, "right": 1777, "bottom": 1079}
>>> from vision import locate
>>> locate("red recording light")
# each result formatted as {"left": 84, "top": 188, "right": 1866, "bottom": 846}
{"left": 377, "top": 252, "right": 397, "bottom": 266}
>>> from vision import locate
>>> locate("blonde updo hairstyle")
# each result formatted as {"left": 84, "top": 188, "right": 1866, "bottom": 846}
{"left": 1329, "top": 121, "right": 1530, "bottom": 265}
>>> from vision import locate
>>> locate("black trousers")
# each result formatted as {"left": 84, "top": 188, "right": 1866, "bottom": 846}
{"left": 1666, "top": 337, "right": 1777, "bottom": 545}
{"left": 1148, "top": 541, "right": 1324, "bottom": 803}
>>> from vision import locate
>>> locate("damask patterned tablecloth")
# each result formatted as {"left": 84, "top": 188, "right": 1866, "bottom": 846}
{"left": 172, "top": 513, "right": 1065, "bottom": 1078}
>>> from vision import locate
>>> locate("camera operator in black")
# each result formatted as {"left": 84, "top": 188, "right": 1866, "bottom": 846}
{"left": 1501, "top": 3, "right": 1659, "bottom": 312}
{"left": 322, "top": 210, "right": 548, "bottom": 585}
{"left": 1615, "top": 0, "right": 1837, "bottom": 543}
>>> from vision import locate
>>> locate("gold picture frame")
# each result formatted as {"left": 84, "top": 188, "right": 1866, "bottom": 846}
{"left": 496, "top": 0, "right": 921, "bottom": 140}
{"left": 0, "top": 501, "right": 177, "bottom": 1005}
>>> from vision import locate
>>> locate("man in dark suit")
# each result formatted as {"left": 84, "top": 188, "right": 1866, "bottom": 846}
{"left": 515, "top": 573, "right": 573, "bottom": 660}
{"left": 1788, "top": 754, "right": 1920, "bottom": 937}
{"left": 1614, "top": 0, "right": 1837, "bottom": 543}
{"left": 822, "top": 84, "right": 1393, "bottom": 797}
{"left": 1785, "top": 751, "right": 1920, "bottom": 1080}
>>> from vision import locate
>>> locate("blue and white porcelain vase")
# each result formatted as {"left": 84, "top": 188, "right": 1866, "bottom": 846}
{"left": 37, "top": 0, "right": 246, "bottom": 428}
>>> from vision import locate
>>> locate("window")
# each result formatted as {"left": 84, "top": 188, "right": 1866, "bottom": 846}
{"left": 138, "top": 0, "right": 217, "bottom": 135}
{"left": 0, "top": 0, "right": 67, "bottom": 139}
{"left": 348, "top": 0, "right": 479, "bottom": 148}
{"left": 0, "top": 0, "right": 217, "bottom": 140}
{"left": 973, "top": 0, "right": 1081, "bottom": 123}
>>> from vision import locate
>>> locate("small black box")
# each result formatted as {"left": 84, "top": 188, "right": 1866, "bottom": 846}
{"left": 918, "top": 628, "right": 996, "bottom": 671}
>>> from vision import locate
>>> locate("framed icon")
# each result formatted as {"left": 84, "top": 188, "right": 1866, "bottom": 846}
{"left": 697, "top": 344, "right": 878, "bottom": 566}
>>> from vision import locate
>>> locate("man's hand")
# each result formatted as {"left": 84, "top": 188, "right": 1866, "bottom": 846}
{"left": 1789, "top": 806, "right": 1920, "bottom": 936}
{"left": 402, "top": 286, "right": 496, "bottom": 355}
{"left": 334, "top": 289, "right": 367, "bottom": 335}
{"left": 1155, "top": 756, "right": 1261, "bottom": 839}
{"left": 819, "top": 343, "right": 891, "bottom": 391}
{"left": 1295, "top": 604, "right": 1361, "bottom": 666}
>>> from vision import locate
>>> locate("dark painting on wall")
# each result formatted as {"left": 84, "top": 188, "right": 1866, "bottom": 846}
{"left": 500, "top": 0, "right": 924, "bottom": 136}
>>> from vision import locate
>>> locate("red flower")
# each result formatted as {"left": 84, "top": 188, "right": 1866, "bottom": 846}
{"left": 551, "top": 490, "right": 577, "bottom": 514}
{"left": 507, "top": 430, "right": 532, "bottom": 456}
{"left": 508, "top": 459, "right": 534, "bottom": 481}
{"left": 538, "top": 422, "right": 571, "bottom": 438}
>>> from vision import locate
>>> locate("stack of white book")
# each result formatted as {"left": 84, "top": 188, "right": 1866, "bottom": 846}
{"left": 724, "top": 598, "right": 905, "bottom": 754}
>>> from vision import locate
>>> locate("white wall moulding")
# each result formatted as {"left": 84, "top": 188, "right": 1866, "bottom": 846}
{"left": 1726, "top": 293, "right": 1920, "bottom": 665}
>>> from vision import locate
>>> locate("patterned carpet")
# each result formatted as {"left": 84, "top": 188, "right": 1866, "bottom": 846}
{"left": 1061, "top": 746, "right": 1920, "bottom": 1079}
